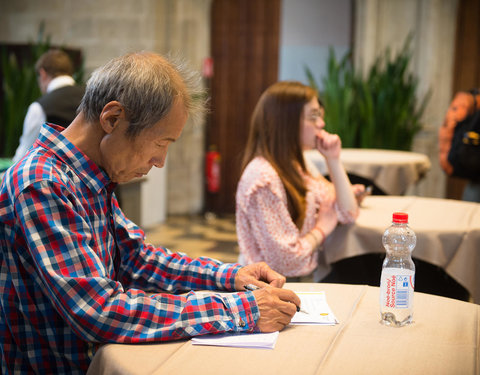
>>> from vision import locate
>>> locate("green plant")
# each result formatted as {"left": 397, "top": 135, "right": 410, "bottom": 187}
{"left": 305, "top": 37, "right": 429, "bottom": 151}
{"left": 306, "top": 48, "right": 359, "bottom": 147}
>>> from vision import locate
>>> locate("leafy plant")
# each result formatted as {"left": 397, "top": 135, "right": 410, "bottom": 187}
{"left": 306, "top": 37, "right": 429, "bottom": 151}
{"left": 306, "top": 48, "right": 359, "bottom": 147}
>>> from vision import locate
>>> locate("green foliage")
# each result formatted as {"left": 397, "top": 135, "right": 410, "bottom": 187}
{"left": 305, "top": 37, "right": 429, "bottom": 151}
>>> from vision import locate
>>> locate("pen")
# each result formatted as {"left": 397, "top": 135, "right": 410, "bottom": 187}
{"left": 243, "top": 284, "right": 309, "bottom": 314}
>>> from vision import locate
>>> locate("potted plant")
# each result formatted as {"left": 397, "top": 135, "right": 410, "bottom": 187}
{"left": 305, "top": 36, "right": 429, "bottom": 151}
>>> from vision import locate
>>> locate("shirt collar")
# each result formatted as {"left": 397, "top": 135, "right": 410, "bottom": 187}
{"left": 46, "top": 75, "right": 76, "bottom": 93}
{"left": 35, "top": 123, "right": 113, "bottom": 194}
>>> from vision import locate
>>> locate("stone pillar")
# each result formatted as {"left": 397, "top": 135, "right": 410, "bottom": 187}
{"left": 151, "top": 0, "right": 212, "bottom": 215}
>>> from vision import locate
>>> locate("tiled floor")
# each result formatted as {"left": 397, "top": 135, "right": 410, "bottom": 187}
{"left": 144, "top": 213, "right": 240, "bottom": 264}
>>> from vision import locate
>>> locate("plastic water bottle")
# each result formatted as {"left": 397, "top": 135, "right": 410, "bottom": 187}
{"left": 379, "top": 212, "right": 416, "bottom": 327}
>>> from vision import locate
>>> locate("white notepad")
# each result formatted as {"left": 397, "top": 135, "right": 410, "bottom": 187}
{"left": 191, "top": 331, "right": 279, "bottom": 349}
{"left": 190, "top": 291, "right": 338, "bottom": 349}
{"left": 290, "top": 291, "right": 338, "bottom": 325}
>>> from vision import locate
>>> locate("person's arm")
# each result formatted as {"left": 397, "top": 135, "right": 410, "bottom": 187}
{"left": 111, "top": 195, "right": 244, "bottom": 294}
{"left": 316, "top": 130, "right": 358, "bottom": 219}
{"left": 12, "top": 103, "right": 45, "bottom": 163}
{"left": 16, "top": 181, "right": 261, "bottom": 343}
{"left": 113, "top": 195, "right": 297, "bottom": 332}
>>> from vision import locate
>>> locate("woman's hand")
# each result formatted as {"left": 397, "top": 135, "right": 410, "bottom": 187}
{"left": 352, "top": 184, "right": 371, "bottom": 205}
{"left": 316, "top": 130, "right": 341, "bottom": 160}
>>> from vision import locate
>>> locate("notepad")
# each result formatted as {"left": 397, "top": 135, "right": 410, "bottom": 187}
{"left": 290, "top": 291, "right": 338, "bottom": 325}
{"left": 191, "top": 331, "right": 279, "bottom": 349}
{"left": 190, "top": 291, "right": 337, "bottom": 350}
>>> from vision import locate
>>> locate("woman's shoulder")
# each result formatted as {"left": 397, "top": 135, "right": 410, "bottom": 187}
{"left": 242, "top": 157, "right": 279, "bottom": 180}
{"left": 238, "top": 157, "right": 282, "bottom": 194}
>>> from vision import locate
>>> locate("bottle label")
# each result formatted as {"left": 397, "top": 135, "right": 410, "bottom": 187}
{"left": 380, "top": 269, "right": 415, "bottom": 309}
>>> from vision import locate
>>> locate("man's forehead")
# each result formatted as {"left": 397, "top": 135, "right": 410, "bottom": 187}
{"left": 145, "top": 105, "right": 187, "bottom": 140}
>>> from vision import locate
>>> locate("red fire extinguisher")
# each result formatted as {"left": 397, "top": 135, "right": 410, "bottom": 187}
{"left": 206, "top": 145, "right": 221, "bottom": 193}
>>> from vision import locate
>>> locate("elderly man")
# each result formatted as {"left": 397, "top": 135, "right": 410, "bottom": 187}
{"left": 0, "top": 52, "right": 300, "bottom": 374}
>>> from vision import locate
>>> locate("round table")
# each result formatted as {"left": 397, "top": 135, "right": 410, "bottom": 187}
{"left": 317, "top": 195, "right": 480, "bottom": 303}
{"left": 304, "top": 148, "right": 431, "bottom": 195}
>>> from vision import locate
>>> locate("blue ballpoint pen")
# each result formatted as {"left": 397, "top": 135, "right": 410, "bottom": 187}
{"left": 243, "top": 284, "right": 309, "bottom": 314}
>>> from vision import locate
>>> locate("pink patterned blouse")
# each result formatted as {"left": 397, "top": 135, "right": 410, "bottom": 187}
{"left": 236, "top": 156, "right": 357, "bottom": 277}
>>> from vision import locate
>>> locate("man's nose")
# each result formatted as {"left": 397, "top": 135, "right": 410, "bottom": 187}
{"left": 151, "top": 152, "right": 167, "bottom": 168}
{"left": 152, "top": 159, "right": 165, "bottom": 168}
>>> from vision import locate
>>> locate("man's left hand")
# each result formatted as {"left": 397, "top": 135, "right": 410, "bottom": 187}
{"left": 234, "top": 262, "right": 286, "bottom": 290}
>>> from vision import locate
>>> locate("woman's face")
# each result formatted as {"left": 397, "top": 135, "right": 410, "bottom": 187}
{"left": 300, "top": 97, "right": 325, "bottom": 150}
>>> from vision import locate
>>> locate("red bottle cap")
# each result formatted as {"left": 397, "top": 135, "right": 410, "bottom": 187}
{"left": 392, "top": 212, "right": 408, "bottom": 223}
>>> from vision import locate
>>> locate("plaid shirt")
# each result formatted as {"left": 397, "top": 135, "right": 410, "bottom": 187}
{"left": 0, "top": 123, "right": 259, "bottom": 374}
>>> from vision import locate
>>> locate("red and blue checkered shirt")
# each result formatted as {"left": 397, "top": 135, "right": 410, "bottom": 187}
{"left": 0, "top": 123, "right": 259, "bottom": 374}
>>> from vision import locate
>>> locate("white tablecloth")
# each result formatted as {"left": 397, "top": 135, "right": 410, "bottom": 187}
{"left": 317, "top": 195, "right": 480, "bottom": 303}
{"left": 87, "top": 283, "right": 480, "bottom": 375}
{"left": 304, "top": 148, "right": 431, "bottom": 195}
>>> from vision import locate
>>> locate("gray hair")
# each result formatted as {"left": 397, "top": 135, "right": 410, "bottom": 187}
{"left": 78, "top": 51, "right": 205, "bottom": 137}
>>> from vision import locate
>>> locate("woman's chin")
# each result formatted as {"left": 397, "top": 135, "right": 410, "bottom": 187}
{"left": 302, "top": 144, "right": 316, "bottom": 151}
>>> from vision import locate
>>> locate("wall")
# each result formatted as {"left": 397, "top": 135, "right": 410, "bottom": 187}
{"left": 279, "top": 0, "right": 352, "bottom": 87}
{"left": 354, "top": 0, "right": 458, "bottom": 198}
{"left": 0, "top": 0, "right": 211, "bottom": 225}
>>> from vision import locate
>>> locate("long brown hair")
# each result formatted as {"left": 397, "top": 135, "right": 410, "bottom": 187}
{"left": 241, "top": 81, "right": 317, "bottom": 229}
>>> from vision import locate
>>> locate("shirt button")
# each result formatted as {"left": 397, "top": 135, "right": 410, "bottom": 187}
{"left": 238, "top": 319, "right": 246, "bottom": 327}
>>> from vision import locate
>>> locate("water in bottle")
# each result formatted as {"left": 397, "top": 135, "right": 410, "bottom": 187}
{"left": 379, "top": 212, "right": 416, "bottom": 327}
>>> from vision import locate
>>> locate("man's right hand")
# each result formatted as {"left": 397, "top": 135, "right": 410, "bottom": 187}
{"left": 252, "top": 287, "right": 300, "bottom": 332}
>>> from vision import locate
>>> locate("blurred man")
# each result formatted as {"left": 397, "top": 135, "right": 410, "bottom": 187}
{"left": 12, "top": 48, "right": 84, "bottom": 163}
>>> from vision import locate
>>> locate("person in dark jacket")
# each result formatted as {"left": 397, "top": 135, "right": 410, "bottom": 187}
{"left": 12, "top": 48, "right": 84, "bottom": 163}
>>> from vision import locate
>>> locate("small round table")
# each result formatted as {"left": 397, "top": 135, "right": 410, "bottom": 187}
{"left": 304, "top": 148, "right": 431, "bottom": 195}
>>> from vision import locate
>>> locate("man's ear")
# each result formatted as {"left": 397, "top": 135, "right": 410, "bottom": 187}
{"left": 38, "top": 68, "right": 48, "bottom": 81}
{"left": 37, "top": 68, "right": 52, "bottom": 94}
{"left": 99, "top": 101, "right": 125, "bottom": 134}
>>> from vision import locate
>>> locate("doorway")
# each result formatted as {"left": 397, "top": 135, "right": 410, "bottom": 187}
{"left": 205, "top": 0, "right": 281, "bottom": 214}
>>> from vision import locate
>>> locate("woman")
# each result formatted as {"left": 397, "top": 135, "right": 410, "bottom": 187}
{"left": 236, "top": 81, "right": 362, "bottom": 279}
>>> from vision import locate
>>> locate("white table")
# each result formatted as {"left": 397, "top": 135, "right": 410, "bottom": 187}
{"left": 316, "top": 195, "right": 480, "bottom": 303}
{"left": 304, "top": 148, "right": 431, "bottom": 195}
{"left": 87, "top": 282, "right": 480, "bottom": 375}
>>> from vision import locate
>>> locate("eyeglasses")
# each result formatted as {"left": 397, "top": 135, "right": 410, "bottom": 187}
{"left": 306, "top": 112, "right": 324, "bottom": 122}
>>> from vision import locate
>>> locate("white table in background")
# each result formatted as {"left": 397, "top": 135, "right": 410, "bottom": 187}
{"left": 317, "top": 195, "right": 480, "bottom": 303}
{"left": 304, "top": 148, "right": 431, "bottom": 195}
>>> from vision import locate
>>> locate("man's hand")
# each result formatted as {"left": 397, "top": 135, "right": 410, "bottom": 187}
{"left": 253, "top": 287, "right": 300, "bottom": 332}
{"left": 234, "top": 262, "right": 286, "bottom": 290}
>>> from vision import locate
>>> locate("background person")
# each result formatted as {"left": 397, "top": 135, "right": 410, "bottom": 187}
{"left": 0, "top": 52, "right": 300, "bottom": 374}
{"left": 12, "top": 48, "right": 85, "bottom": 163}
{"left": 236, "top": 81, "right": 362, "bottom": 280}
{"left": 438, "top": 89, "right": 480, "bottom": 202}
